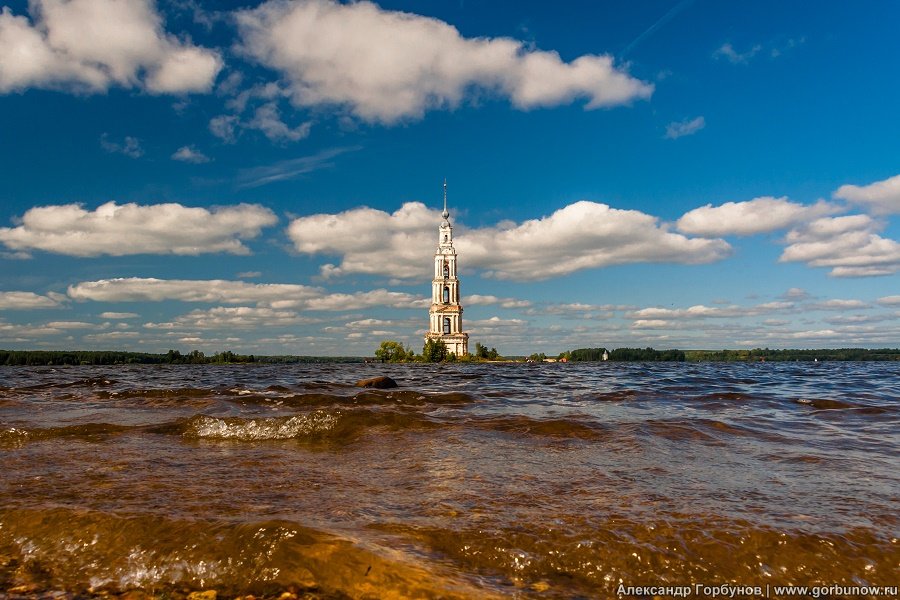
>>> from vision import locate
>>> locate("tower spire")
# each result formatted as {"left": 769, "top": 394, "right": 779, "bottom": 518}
{"left": 442, "top": 178, "right": 448, "bottom": 218}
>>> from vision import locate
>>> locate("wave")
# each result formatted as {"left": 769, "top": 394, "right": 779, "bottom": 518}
{"left": 2, "top": 410, "right": 633, "bottom": 448}
{"left": 375, "top": 517, "right": 898, "bottom": 598}
{"left": 0, "top": 422, "right": 134, "bottom": 447}
{"left": 0, "top": 507, "right": 489, "bottom": 598}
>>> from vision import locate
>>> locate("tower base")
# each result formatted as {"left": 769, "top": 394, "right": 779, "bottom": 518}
{"left": 425, "top": 332, "right": 469, "bottom": 357}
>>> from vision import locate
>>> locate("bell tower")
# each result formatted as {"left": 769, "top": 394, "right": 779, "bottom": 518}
{"left": 425, "top": 179, "right": 469, "bottom": 357}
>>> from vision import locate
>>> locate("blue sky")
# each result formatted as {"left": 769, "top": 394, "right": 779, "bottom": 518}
{"left": 1, "top": 0, "right": 899, "bottom": 355}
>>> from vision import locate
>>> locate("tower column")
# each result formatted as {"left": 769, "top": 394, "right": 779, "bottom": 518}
{"left": 425, "top": 180, "right": 468, "bottom": 357}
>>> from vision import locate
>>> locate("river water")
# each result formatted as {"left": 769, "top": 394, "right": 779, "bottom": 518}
{"left": 1, "top": 362, "right": 897, "bottom": 598}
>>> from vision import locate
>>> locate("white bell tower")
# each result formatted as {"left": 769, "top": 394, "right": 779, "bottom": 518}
{"left": 425, "top": 180, "right": 469, "bottom": 357}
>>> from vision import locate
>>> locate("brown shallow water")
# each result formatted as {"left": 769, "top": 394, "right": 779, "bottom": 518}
{"left": 0, "top": 362, "right": 897, "bottom": 598}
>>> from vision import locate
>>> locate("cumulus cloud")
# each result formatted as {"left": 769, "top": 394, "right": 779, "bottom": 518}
{"left": 779, "top": 215, "right": 900, "bottom": 277}
{"left": 0, "top": 0, "right": 222, "bottom": 94}
{"left": 807, "top": 299, "right": 869, "bottom": 310}
{"left": 632, "top": 319, "right": 669, "bottom": 329}
{"left": 628, "top": 301, "right": 793, "bottom": 321}
{"left": 211, "top": 98, "right": 314, "bottom": 145}
{"left": 676, "top": 197, "right": 837, "bottom": 236}
{"left": 467, "top": 316, "right": 527, "bottom": 334}
{"left": 782, "top": 287, "right": 810, "bottom": 300}
{"left": 67, "top": 277, "right": 426, "bottom": 311}
{"left": 0, "top": 202, "right": 277, "bottom": 256}
{"left": 84, "top": 331, "right": 140, "bottom": 342}
{"left": 100, "top": 311, "right": 139, "bottom": 319}
{"left": 145, "top": 306, "right": 318, "bottom": 330}
{"left": 288, "top": 200, "right": 731, "bottom": 281}
{"left": 100, "top": 134, "right": 144, "bottom": 158}
{"left": 69, "top": 277, "right": 320, "bottom": 305}
{"left": 248, "top": 102, "right": 312, "bottom": 142}
{"left": 664, "top": 116, "right": 705, "bottom": 139}
{"left": 171, "top": 145, "right": 211, "bottom": 163}
{"left": 833, "top": 173, "right": 900, "bottom": 215}
{"left": 45, "top": 320, "right": 95, "bottom": 329}
{"left": 877, "top": 295, "right": 900, "bottom": 307}
{"left": 713, "top": 42, "right": 761, "bottom": 64}
{"left": 0, "top": 320, "right": 62, "bottom": 340}
{"left": 289, "top": 202, "right": 435, "bottom": 280}
{"left": 466, "top": 294, "right": 531, "bottom": 309}
{"left": 209, "top": 114, "right": 240, "bottom": 143}
{"left": 235, "top": 0, "right": 652, "bottom": 123}
{"left": 0, "top": 291, "right": 62, "bottom": 309}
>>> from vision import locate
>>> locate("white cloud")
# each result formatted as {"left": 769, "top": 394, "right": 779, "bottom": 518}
{"left": 0, "top": 0, "right": 222, "bottom": 94}
{"left": 677, "top": 197, "right": 837, "bottom": 236}
{"left": 45, "top": 321, "right": 95, "bottom": 329}
{"left": 248, "top": 102, "right": 312, "bottom": 142}
{"left": 466, "top": 294, "right": 531, "bottom": 309}
{"left": 664, "top": 116, "right": 705, "bottom": 139}
{"left": 807, "top": 299, "right": 869, "bottom": 310}
{"left": 468, "top": 316, "right": 527, "bottom": 334}
{"left": 100, "top": 134, "right": 144, "bottom": 158}
{"left": 833, "top": 173, "right": 900, "bottom": 215}
{"left": 628, "top": 301, "right": 794, "bottom": 321}
{"left": 537, "top": 302, "right": 629, "bottom": 316}
{"left": 70, "top": 277, "right": 320, "bottom": 305}
{"left": 172, "top": 145, "right": 211, "bottom": 163}
{"left": 84, "top": 331, "right": 140, "bottom": 342}
{"left": 100, "top": 311, "right": 139, "bottom": 319}
{"left": 0, "top": 291, "right": 62, "bottom": 309}
{"left": 235, "top": 0, "right": 652, "bottom": 124}
{"left": 0, "top": 320, "right": 62, "bottom": 340}
{"left": 779, "top": 215, "right": 900, "bottom": 277}
{"left": 632, "top": 319, "right": 669, "bottom": 329}
{"left": 67, "top": 277, "right": 427, "bottom": 311}
{"left": 288, "top": 200, "right": 731, "bottom": 281}
{"left": 288, "top": 202, "right": 435, "bottom": 280}
{"left": 211, "top": 95, "right": 314, "bottom": 145}
{"left": 209, "top": 114, "right": 240, "bottom": 143}
{"left": 0, "top": 201, "right": 277, "bottom": 256}
{"left": 782, "top": 287, "right": 810, "bottom": 300}
{"left": 344, "top": 318, "right": 392, "bottom": 328}
{"left": 305, "top": 289, "right": 427, "bottom": 311}
{"left": 713, "top": 42, "right": 761, "bottom": 64}
{"left": 877, "top": 295, "right": 900, "bottom": 307}
{"left": 145, "top": 306, "right": 318, "bottom": 330}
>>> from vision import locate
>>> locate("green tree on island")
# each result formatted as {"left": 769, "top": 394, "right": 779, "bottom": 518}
{"left": 475, "top": 342, "right": 499, "bottom": 360}
{"left": 374, "top": 340, "right": 413, "bottom": 362}
{"left": 422, "top": 338, "right": 448, "bottom": 362}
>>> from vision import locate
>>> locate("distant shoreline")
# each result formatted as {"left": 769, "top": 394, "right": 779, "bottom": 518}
{"left": 1, "top": 347, "right": 899, "bottom": 366}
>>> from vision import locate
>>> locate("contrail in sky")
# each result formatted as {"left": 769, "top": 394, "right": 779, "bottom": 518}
{"left": 620, "top": 0, "right": 696, "bottom": 58}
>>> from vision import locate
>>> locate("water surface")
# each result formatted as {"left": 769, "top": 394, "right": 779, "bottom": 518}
{"left": 1, "top": 362, "right": 897, "bottom": 597}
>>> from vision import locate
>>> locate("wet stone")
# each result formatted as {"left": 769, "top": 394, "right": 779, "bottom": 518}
{"left": 354, "top": 376, "right": 398, "bottom": 389}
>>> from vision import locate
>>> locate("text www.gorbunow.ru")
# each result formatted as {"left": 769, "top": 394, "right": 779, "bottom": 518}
{"left": 618, "top": 584, "right": 899, "bottom": 598}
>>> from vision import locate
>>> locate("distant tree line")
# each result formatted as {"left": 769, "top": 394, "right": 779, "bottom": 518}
{"left": 683, "top": 348, "right": 900, "bottom": 362}
{"left": 555, "top": 347, "right": 900, "bottom": 362}
{"left": 0, "top": 350, "right": 364, "bottom": 366}
{"left": 560, "top": 347, "right": 685, "bottom": 361}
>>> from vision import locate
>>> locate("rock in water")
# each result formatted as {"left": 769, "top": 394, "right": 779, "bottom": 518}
{"left": 355, "top": 376, "right": 398, "bottom": 389}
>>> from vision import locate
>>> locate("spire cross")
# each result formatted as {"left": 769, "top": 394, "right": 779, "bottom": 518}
{"left": 443, "top": 178, "right": 447, "bottom": 214}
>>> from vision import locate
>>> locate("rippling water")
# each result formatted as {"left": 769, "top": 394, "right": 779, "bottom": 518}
{"left": 1, "top": 362, "right": 898, "bottom": 598}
